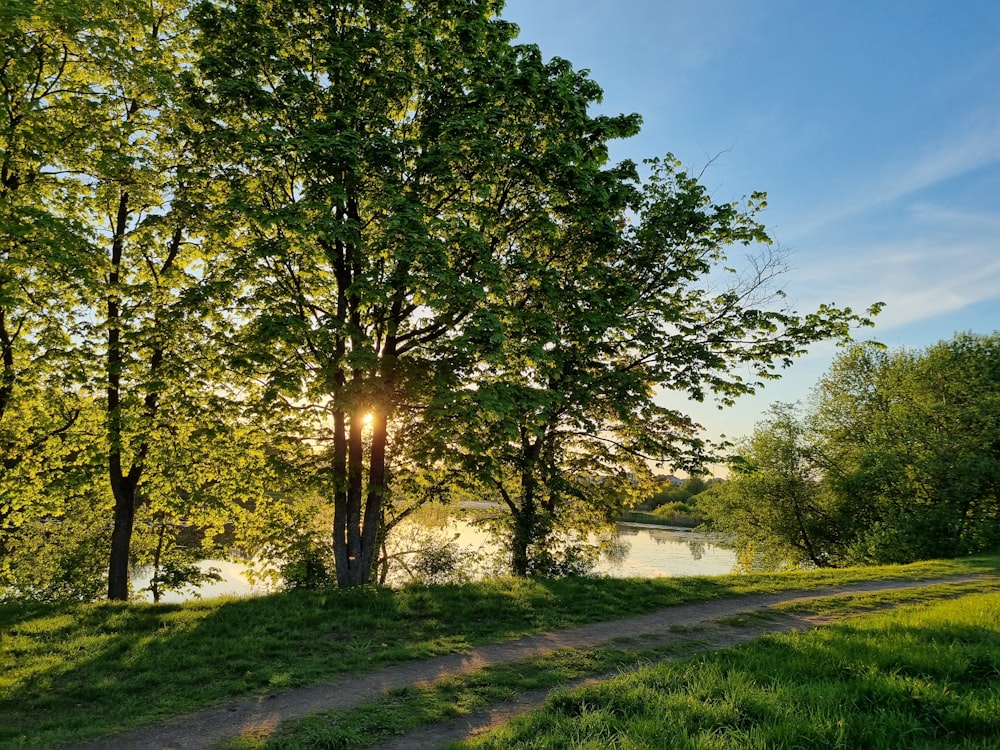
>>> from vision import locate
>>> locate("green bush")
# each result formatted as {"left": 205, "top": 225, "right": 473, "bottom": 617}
{"left": 652, "top": 501, "right": 703, "bottom": 528}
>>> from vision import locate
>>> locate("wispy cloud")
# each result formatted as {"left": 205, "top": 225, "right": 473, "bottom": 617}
{"left": 883, "top": 123, "right": 1000, "bottom": 201}
{"left": 791, "top": 234, "right": 1000, "bottom": 331}
{"left": 786, "top": 113, "right": 1000, "bottom": 240}
{"left": 905, "top": 203, "right": 1000, "bottom": 232}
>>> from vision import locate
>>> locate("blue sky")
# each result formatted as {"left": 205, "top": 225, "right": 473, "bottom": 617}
{"left": 500, "top": 0, "right": 1000, "bottom": 462}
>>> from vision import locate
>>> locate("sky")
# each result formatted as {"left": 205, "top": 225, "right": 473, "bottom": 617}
{"left": 499, "top": 0, "right": 1000, "bottom": 466}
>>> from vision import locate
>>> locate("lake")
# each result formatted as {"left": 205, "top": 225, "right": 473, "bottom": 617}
{"left": 595, "top": 523, "right": 736, "bottom": 578}
{"left": 436, "top": 518, "right": 736, "bottom": 579}
{"left": 134, "top": 522, "right": 736, "bottom": 603}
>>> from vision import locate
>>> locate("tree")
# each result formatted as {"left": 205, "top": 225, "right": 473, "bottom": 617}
{"left": 189, "top": 0, "right": 655, "bottom": 586}
{"left": 700, "top": 403, "right": 838, "bottom": 570}
{"left": 0, "top": 0, "right": 123, "bottom": 600}
{"left": 644, "top": 476, "right": 712, "bottom": 510}
{"left": 0, "top": 0, "right": 884, "bottom": 596}
{"left": 431, "top": 156, "right": 878, "bottom": 576}
{"left": 69, "top": 0, "right": 247, "bottom": 600}
{"left": 0, "top": 0, "right": 99, "bottom": 509}
{"left": 813, "top": 334, "right": 1000, "bottom": 563}
{"left": 0, "top": 0, "right": 280, "bottom": 601}
{"left": 707, "top": 333, "right": 1000, "bottom": 569}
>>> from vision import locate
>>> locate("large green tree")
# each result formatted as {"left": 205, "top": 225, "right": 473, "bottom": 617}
{"left": 0, "top": 0, "right": 96, "bottom": 492}
{"left": 707, "top": 333, "right": 1000, "bottom": 569}
{"left": 189, "top": 0, "right": 653, "bottom": 586}
{"left": 813, "top": 334, "right": 1000, "bottom": 563}
{"left": 432, "top": 156, "right": 877, "bottom": 576}
{"left": 0, "top": 0, "right": 115, "bottom": 598}
{"left": 1, "top": 0, "right": 277, "bottom": 601}
{"left": 73, "top": 0, "right": 239, "bottom": 600}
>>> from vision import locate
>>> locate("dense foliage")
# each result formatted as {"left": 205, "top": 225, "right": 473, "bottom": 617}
{"left": 704, "top": 333, "right": 1000, "bottom": 569}
{"left": 1, "top": 0, "right": 875, "bottom": 600}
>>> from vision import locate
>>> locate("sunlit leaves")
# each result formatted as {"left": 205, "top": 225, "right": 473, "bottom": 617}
{"left": 707, "top": 334, "right": 1000, "bottom": 570}
{"left": 2, "top": 0, "right": 881, "bottom": 597}
{"left": 434, "top": 153, "right": 876, "bottom": 576}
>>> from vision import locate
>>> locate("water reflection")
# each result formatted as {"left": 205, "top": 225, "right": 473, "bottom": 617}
{"left": 434, "top": 518, "right": 734, "bottom": 579}
{"left": 594, "top": 523, "right": 735, "bottom": 578}
{"left": 132, "top": 559, "right": 275, "bottom": 604}
{"left": 132, "top": 521, "right": 736, "bottom": 602}
{"left": 617, "top": 525, "right": 709, "bottom": 560}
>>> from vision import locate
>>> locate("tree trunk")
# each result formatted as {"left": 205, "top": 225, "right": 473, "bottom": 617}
{"left": 788, "top": 480, "right": 826, "bottom": 568}
{"left": 0, "top": 305, "right": 15, "bottom": 424}
{"left": 105, "top": 189, "right": 170, "bottom": 600}
{"left": 333, "top": 408, "right": 391, "bottom": 588}
{"left": 358, "top": 409, "right": 388, "bottom": 580}
{"left": 107, "top": 469, "right": 137, "bottom": 600}
{"left": 107, "top": 505, "right": 135, "bottom": 599}
{"left": 336, "top": 409, "right": 367, "bottom": 587}
{"left": 511, "top": 431, "right": 543, "bottom": 576}
{"left": 331, "top": 406, "right": 349, "bottom": 580}
{"left": 510, "top": 501, "right": 534, "bottom": 577}
{"left": 150, "top": 514, "right": 167, "bottom": 603}
{"left": 328, "top": 226, "right": 352, "bottom": 585}
{"left": 106, "top": 190, "right": 131, "bottom": 601}
{"left": 330, "top": 254, "right": 401, "bottom": 587}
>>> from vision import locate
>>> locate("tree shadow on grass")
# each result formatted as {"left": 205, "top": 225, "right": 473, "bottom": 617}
{"left": 517, "top": 598, "right": 1000, "bottom": 749}
{"left": 6, "top": 571, "right": 996, "bottom": 747}
{"left": 2, "top": 575, "right": 751, "bottom": 747}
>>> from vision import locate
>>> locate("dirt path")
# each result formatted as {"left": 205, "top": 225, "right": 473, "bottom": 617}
{"left": 67, "top": 576, "right": 995, "bottom": 750}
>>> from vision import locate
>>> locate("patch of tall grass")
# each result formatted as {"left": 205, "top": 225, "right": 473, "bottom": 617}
{"left": 222, "top": 580, "right": 999, "bottom": 749}
{"left": 461, "top": 591, "right": 1000, "bottom": 749}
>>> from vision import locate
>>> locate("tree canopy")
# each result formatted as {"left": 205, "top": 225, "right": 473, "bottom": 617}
{"left": 705, "top": 333, "right": 1000, "bottom": 569}
{"left": 1, "top": 0, "right": 878, "bottom": 599}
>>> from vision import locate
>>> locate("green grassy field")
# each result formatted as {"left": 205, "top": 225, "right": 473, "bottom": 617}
{"left": 223, "top": 580, "right": 998, "bottom": 750}
{"left": 2, "top": 554, "right": 999, "bottom": 748}
{"left": 459, "top": 591, "right": 1000, "bottom": 749}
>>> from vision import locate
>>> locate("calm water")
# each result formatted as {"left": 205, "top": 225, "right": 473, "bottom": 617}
{"left": 595, "top": 523, "right": 736, "bottom": 578}
{"left": 440, "top": 518, "right": 736, "bottom": 579}
{"left": 134, "top": 522, "right": 736, "bottom": 603}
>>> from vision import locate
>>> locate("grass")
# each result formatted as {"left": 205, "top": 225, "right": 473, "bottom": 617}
{"left": 221, "top": 645, "right": 693, "bottom": 750}
{"left": 2, "top": 554, "right": 999, "bottom": 748}
{"left": 221, "top": 579, "right": 1000, "bottom": 750}
{"left": 458, "top": 589, "right": 1000, "bottom": 749}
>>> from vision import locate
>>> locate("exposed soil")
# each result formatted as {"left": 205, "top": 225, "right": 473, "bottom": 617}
{"left": 66, "top": 576, "right": 996, "bottom": 750}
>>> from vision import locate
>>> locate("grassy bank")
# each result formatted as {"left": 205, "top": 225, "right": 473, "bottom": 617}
{"left": 619, "top": 510, "right": 702, "bottom": 528}
{"left": 223, "top": 580, "right": 999, "bottom": 750}
{"left": 461, "top": 590, "right": 1000, "bottom": 749}
{"left": 3, "top": 555, "right": 999, "bottom": 748}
